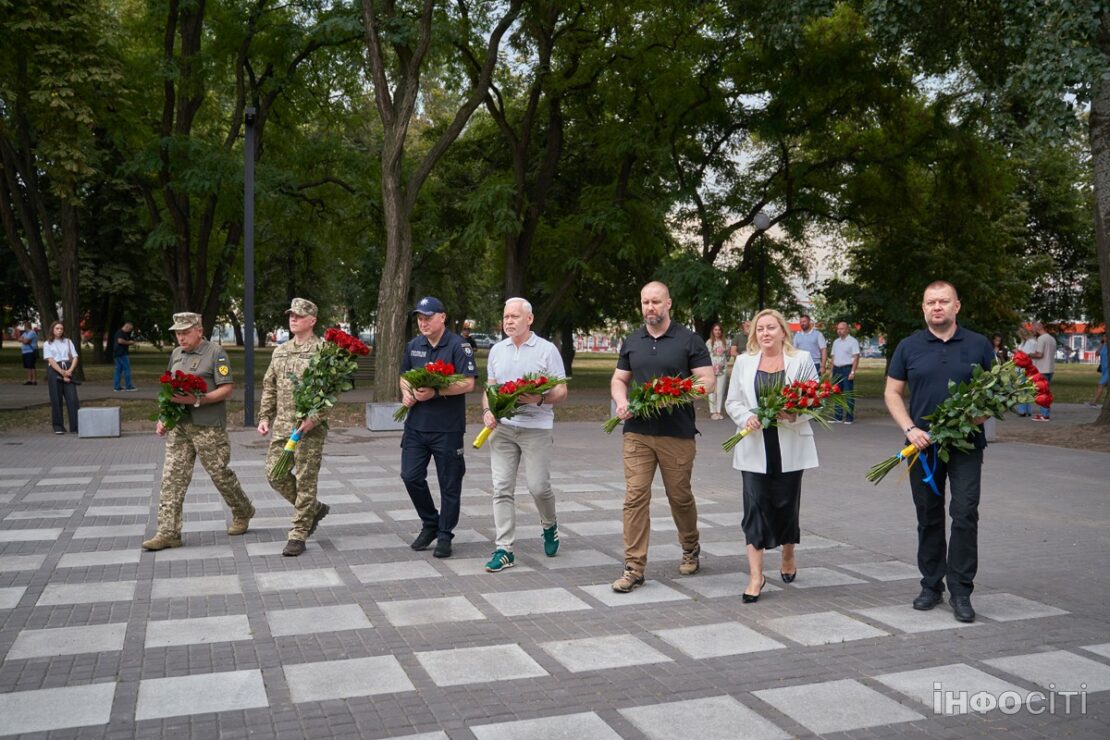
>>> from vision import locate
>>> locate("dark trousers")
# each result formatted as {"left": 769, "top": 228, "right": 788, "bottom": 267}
{"left": 400, "top": 428, "right": 465, "bottom": 539}
{"left": 113, "top": 355, "right": 132, "bottom": 389}
{"left": 831, "top": 365, "right": 855, "bottom": 421}
{"left": 47, "top": 368, "right": 80, "bottom": 433}
{"left": 909, "top": 447, "right": 982, "bottom": 597}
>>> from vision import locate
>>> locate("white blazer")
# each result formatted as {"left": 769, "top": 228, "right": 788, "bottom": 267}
{"left": 725, "top": 350, "right": 820, "bottom": 474}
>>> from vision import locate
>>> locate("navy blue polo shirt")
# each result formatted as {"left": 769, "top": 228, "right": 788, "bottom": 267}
{"left": 887, "top": 325, "right": 995, "bottom": 448}
{"left": 617, "top": 322, "right": 712, "bottom": 439}
{"left": 401, "top": 330, "right": 478, "bottom": 433}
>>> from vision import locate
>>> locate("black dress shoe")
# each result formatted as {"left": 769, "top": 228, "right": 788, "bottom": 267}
{"left": 742, "top": 576, "right": 767, "bottom": 603}
{"left": 433, "top": 537, "right": 452, "bottom": 559}
{"left": 410, "top": 526, "right": 437, "bottom": 551}
{"left": 950, "top": 594, "right": 976, "bottom": 622}
{"left": 780, "top": 570, "right": 796, "bottom": 583}
{"left": 912, "top": 587, "right": 943, "bottom": 610}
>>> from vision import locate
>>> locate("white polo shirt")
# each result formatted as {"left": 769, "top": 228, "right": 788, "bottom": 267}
{"left": 43, "top": 339, "right": 78, "bottom": 365}
{"left": 487, "top": 332, "right": 566, "bottom": 429}
{"left": 831, "top": 335, "right": 860, "bottom": 367}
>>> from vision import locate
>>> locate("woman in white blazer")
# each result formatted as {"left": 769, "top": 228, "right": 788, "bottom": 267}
{"left": 725, "top": 309, "right": 819, "bottom": 602}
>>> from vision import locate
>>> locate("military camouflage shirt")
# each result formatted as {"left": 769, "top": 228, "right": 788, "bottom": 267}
{"left": 259, "top": 334, "right": 325, "bottom": 437}
{"left": 167, "top": 339, "right": 233, "bottom": 427}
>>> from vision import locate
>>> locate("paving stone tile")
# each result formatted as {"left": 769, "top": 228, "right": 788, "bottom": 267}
{"left": 579, "top": 581, "right": 691, "bottom": 607}
{"left": 255, "top": 568, "right": 345, "bottom": 592}
{"left": 531, "top": 548, "right": 620, "bottom": 570}
{"left": 0, "top": 527, "right": 64, "bottom": 542}
{"left": 349, "top": 560, "right": 442, "bottom": 584}
{"left": 0, "top": 467, "right": 42, "bottom": 475}
{"left": 620, "top": 695, "right": 790, "bottom": 740}
{"left": 84, "top": 505, "right": 150, "bottom": 517}
{"left": 38, "top": 580, "right": 137, "bottom": 606}
{"left": 652, "top": 622, "right": 786, "bottom": 659}
{"left": 20, "top": 490, "right": 82, "bottom": 502}
{"left": 379, "top": 595, "right": 485, "bottom": 627}
{"left": 561, "top": 519, "right": 623, "bottom": 536}
{"left": 182, "top": 519, "right": 231, "bottom": 533}
{"left": 332, "top": 464, "right": 388, "bottom": 473}
{"left": 448, "top": 528, "right": 490, "bottom": 544}
{"left": 50, "top": 466, "right": 99, "bottom": 473}
{"left": 284, "top": 655, "right": 414, "bottom": 702}
{"left": 875, "top": 662, "right": 1028, "bottom": 715}
{"left": 1083, "top": 643, "right": 1110, "bottom": 661}
{"left": 0, "top": 682, "right": 116, "bottom": 734}
{"left": 700, "top": 541, "right": 744, "bottom": 557}
{"left": 674, "top": 573, "right": 781, "bottom": 599}
{"left": 92, "top": 488, "right": 153, "bottom": 499}
{"left": 267, "top": 604, "right": 372, "bottom": 637}
{"left": 57, "top": 549, "right": 141, "bottom": 568}
{"left": 540, "top": 634, "right": 672, "bottom": 673}
{"left": 0, "top": 554, "right": 46, "bottom": 572}
{"left": 763, "top": 611, "right": 890, "bottom": 645}
{"left": 135, "top": 669, "right": 269, "bottom": 720}
{"left": 244, "top": 539, "right": 322, "bottom": 556}
{"left": 985, "top": 650, "right": 1110, "bottom": 692}
{"left": 854, "top": 605, "right": 982, "bottom": 634}
{"left": 0, "top": 478, "right": 30, "bottom": 488}
{"left": 330, "top": 533, "right": 409, "bottom": 551}
{"left": 1, "top": 586, "right": 28, "bottom": 609}
{"left": 837, "top": 560, "right": 921, "bottom": 581}
{"left": 317, "top": 511, "right": 382, "bottom": 526}
{"left": 36, "top": 476, "right": 92, "bottom": 486}
{"left": 699, "top": 512, "right": 739, "bottom": 526}
{"left": 102, "top": 473, "right": 154, "bottom": 483}
{"left": 480, "top": 587, "right": 593, "bottom": 617}
{"left": 784, "top": 566, "right": 866, "bottom": 588}
{"left": 5, "top": 507, "right": 75, "bottom": 520}
{"left": 415, "top": 644, "right": 548, "bottom": 687}
{"left": 385, "top": 508, "right": 421, "bottom": 521}
{"left": 795, "top": 534, "right": 848, "bottom": 550}
{"left": 973, "top": 593, "right": 1070, "bottom": 622}
{"left": 584, "top": 498, "right": 625, "bottom": 510}
{"left": 753, "top": 678, "right": 924, "bottom": 734}
{"left": 73, "top": 523, "right": 147, "bottom": 538}
{"left": 0, "top": 493, "right": 13, "bottom": 503}
{"left": 155, "top": 544, "right": 235, "bottom": 562}
{"left": 150, "top": 575, "right": 241, "bottom": 599}
{"left": 145, "top": 615, "right": 254, "bottom": 648}
{"left": 8, "top": 622, "right": 128, "bottom": 659}
{"left": 440, "top": 557, "right": 535, "bottom": 576}
{"left": 472, "top": 712, "right": 621, "bottom": 740}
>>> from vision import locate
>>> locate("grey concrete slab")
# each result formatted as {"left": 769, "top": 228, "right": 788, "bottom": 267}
{"left": 837, "top": 560, "right": 921, "bottom": 581}
{"left": 0, "top": 554, "right": 46, "bottom": 572}
{"left": 795, "top": 534, "right": 848, "bottom": 550}
{"left": 448, "top": 528, "right": 490, "bottom": 544}
{"left": 350, "top": 560, "right": 442, "bottom": 583}
{"left": 1083, "top": 643, "right": 1110, "bottom": 661}
{"left": 973, "top": 592, "right": 1070, "bottom": 622}
{"left": 145, "top": 615, "right": 254, "bottom": 648}
{"left": 84, "top": 505, "right": 150, "bottom": 517}
{"left": 51, "top": 466, "right": 100, "bottom": 473}
{"left": 73, "top": 523, "right": 147, "bottom": 538}
{"left": 155, "top": 544, "right": 235, "bottom": 562}
{"left": 134, "top": 669, "right": 269, "bottom": 720}
{"left": 753, "top": 678, "right": 924, "bottom": 734}
{"left": 57, "top": 548, "right": 141, "bottom": 568}
{"left": 584, "top": 498, "right": 625, "bottom": 510}
{"left": 620, "top": 696, "right": 790, "bottom": 740}
{"left": 20, "top": 490, "right": 82, "bottom": 502}
{"left": 472, "top": 712, "right": 621, "bottom": 740}
{"left": 37, "top": 580, "right": 136, "bottom": 606}
{"left": 539, "top": 634, "right": 672, "bottom": 673}
{"left": 330, "top": 533, "right": 409, "bottom": 550}
{"left": 0, "top": 467, "right": 42, "bottom": 475}
{"left": 875, "top": 662, "right": 1028, "bottom": 715}
{"left": 653, "top": 622, "right": 786, "bottom": 659}
{"left": 441, "top": 556, "right": 535, "bottom": 576}
{"left": 5, "top": 507, "right": 75, "bottom": 519}
{"left": 0, "top": 527, "right": 63, "bottom": 542}
{"left": 379, "top": 595, "right": 486, "bottom": 627}
{"left": 0, "top": 493, "right": 13, "bottom": 503}
{"left": 92, "top": 487, "right": 153, "bottom": 498}
{"left": 284, "top": 655, "right": 414, "bottom": 702}
{"left": 763, "top": 611, "right": 890, "bottom": 646}
{"left": 182, "top": 519, "right": 230, "bottom": 533}
{"left": 785, "top": 566, "right": 866, "bottom": 588}
{"left": 579, "top": 580, "right": 691, "bottom": 607}
{"left": 318, "top": 511, "right": 383, "bottom": 526}
{"left": 385, "top": 507, "right": 421, "bottom": 521}
{"left": 36, "top": 476, "right": 92, "bottom": 486}
{"left": 415, "top": 644, "right": 548, "bottom": 687}
{"left": 985, "top": 649, "right": 1110, "bottom": 692}
{"left": 255, "top": 568, "right": 344, "bottom": 592}
{"left": 150, "top": 575, "right": 241, "bottom": 599}
{"left": 674, "top": 573, "right": 781, "bottom": 599}
{"left": 267, "top": 603, "right": 372, "bottom": 637}
{"left": 0, "top": 478, "right": 30, "bottom": 488}
{"left": 0, "top": 682, "right": 116, "bottom": 735}
{"left": 244, "top": 540, "right": 321, "bottom": 556}
{"left": 0, "top": 586, "right": 27, "bottom": 609}
{"left": 561, "top": 519, "right": 623, "bottom": 536}
{"left": 102, "top": 473, "right": 154, "bottom": 483}
{"left": 480, "top": 587, "right": 593, "bottom": 617}
{"left": 531, "top": 547, "right": 620, "bottom": 570}
{"left": 8, "top": 622, "right": 128, "bottom": 659}
{"left": 699, "top": 540, "right": 744, "bottom": 557}
{"left": 854, "top": 604, "right": 982, "bottom": 634}
{"left": 700, "top": 512, "right": 739, "bottom": 526}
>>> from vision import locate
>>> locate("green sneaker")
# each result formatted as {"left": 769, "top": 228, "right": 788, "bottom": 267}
{"left": 485, "top": 549, "right": 515, "bottom": 572}
{"left": 542, "top": 523, "right": 560, "bottom": 557}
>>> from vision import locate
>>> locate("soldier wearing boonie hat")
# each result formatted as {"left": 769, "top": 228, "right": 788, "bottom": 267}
{"left": 258, "top": 297, "right": 330, "bottom": 556}
{"left": 142, "top": 311, "right": 255, "bottom": 551}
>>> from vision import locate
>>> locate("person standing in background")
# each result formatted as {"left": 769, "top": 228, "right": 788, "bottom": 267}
{"left": 1029, "top": 321, "right": 1056, "bottom": 422}
{"left": 20, "top": 321, "right": 38, "bottom": 386}
{"left": 706, "top": 323, "right": 730, "bottom": 420}
{"left": 112, "top": 321, "right": 138, "bottom": 392}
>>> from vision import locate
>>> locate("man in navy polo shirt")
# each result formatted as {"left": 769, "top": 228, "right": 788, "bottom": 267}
{"left": 609, "top": 281, "right": 714, "bottom": 592}
{"left": 884, "top": 280, "right": 994, "bottom": 623}
{"left": 399, "top": 296, "right": 477, "bottom": 559}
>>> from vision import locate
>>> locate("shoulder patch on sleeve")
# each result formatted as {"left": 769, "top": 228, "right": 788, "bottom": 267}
{"left": 463, "top": 345, "right": 473, "bottom": 356}
{"left": 218, "top": 364, "right": 230, "bottom": 376}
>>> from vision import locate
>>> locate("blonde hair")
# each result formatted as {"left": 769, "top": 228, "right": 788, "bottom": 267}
{"left": 745, "top": 309, "right": 798, "bottom": 356}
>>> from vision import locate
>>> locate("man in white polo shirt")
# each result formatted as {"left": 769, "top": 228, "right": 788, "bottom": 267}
{"left": 830, "top": 321, "right": 861, "bottom": 423}
{"left": 480, "top": 297, "right": 569, "bottom": 572}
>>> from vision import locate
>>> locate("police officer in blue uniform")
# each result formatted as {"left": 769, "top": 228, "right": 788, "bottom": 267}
{"left": 400, "top": 296, "right": 477, "bottom": 558}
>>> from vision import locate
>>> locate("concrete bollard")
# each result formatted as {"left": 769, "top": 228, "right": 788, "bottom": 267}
{"left": 366, "top": 403, "right": 405, "bottom": 432}
{"left": 78, "top": 408, "right": 121, "bottom": 438}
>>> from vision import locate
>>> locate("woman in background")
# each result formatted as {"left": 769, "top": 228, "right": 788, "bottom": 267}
{"left": 43, "top": 321, "right": 80, "bottom": 434}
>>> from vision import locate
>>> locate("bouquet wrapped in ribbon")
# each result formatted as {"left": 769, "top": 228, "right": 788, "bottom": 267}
{"left": 150, "top": 370, "right": 208, "bottom": 431}
{"left": 271, "top": 329, "right": 369, "bottom": 479}
{"left": 866, "top": 358, "right": 1036, "bottom": 488}
{"left": 722, "top": 377, "right": 851, "bottom": 452}
{"left": 393, "top": 359, "right": 468, "bottom": 421}
{"left": 603, "top": 374, "right": 706, "bottom": 433}
{"left": 1013, "top": 350, "right": 1053, "bottom": 411}
{"left": 472, "top": 374, "right": 570, "bottom": 449}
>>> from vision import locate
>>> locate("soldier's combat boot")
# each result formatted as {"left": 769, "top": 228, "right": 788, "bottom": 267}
{"left": 142, "top": 533, "right": 183, "bottom": 551}
{"left": 227, "top": 504, "right": 256, "bottom": 536}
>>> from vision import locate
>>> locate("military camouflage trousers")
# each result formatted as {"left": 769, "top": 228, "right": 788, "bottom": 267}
{"left": 266, "top": 427, "right": 327, "bottom": 540}
{"left": 156, "top": 422, "right": 253, "bottom": 537}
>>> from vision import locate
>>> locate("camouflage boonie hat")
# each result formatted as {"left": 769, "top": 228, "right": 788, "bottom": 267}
{"left": 169, "top": 312, "right": 202, "bottom": 331}
{"left": 285, "top": 298, "right": 318, "bottom": 317}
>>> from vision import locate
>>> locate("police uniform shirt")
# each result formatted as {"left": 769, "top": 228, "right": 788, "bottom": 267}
{"left": 617, "top": 322, "right": 712, "bottom": 439}
{"left": 887, "top": 325, "right": 995, "bottom": 448}
{"left": 168, "top": 339, "right": 233, "bottom": 427}
{"left": 401, "top": 330, "right": 478, "bottom": 433}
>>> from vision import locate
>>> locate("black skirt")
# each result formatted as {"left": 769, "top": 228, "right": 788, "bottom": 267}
{"left": 741, "top": 426, "right": 803, "bottom": 550}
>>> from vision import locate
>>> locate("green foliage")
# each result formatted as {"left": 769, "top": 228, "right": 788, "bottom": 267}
{"left": 924, "top": 360, "right": 1035, "bottom": 460}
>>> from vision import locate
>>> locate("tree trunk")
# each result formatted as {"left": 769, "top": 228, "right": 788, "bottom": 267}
{"left": 557, "top": 321, "right": 576, "bottom": 377}
{"left": 1089, "top": 13, "right": 1110, "bottom": 425}
{"left": 372, "top": 170, "right": 414, "bottom": 401}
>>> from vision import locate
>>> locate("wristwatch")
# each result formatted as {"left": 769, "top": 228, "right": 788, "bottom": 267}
{"left": 537, "top": 394, "right": 545, "bottom": 407}
{"left": 905, "top": 424, "right": 916, "bottom": 434}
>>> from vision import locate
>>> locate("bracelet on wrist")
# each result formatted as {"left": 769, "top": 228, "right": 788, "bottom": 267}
{"left": 905, "top": 425, "right": 917, "bottom": 434}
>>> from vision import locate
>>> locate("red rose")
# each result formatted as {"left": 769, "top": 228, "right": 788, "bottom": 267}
{"left": 1035, "top": 393, "right": 1053, "bottom": 407}
{"left": 160, "top": 372, "right": 172, "bottom": 383}
{"left": 831, "top": 384, "right": 841, "bottom": 394}
{"left": 784, "top": 401, "right": 795, "bottom": 409}
{"left": 1012, "top": 351, "right": 1032, "bottom": 369}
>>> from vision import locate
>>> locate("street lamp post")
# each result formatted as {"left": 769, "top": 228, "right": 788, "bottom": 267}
{"left": 753, "top": 211, "right": 771, "bottom": 310}
{"left": 244, "top": 107, "right": 256, "bottom": 427}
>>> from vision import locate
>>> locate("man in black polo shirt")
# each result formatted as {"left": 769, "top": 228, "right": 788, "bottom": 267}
{"left": 399, "top": 296, "right": 477, "bottom": 559}
{"left": 884, "top": 280, "right": 995, "bottom": 622}
{"left": 610, "top": 281, "right": 715, "bottom": 592}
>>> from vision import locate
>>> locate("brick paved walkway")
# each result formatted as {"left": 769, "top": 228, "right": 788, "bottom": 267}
{"left": 1, "top": 418, "right": 1107, "bottom": 738}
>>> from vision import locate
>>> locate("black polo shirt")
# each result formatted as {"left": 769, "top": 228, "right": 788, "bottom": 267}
{"left": 887, "top": 325, "right": 995, "bottom": 448}
{"left": 617, "top": 322, "right": 712, "bottom": 439}
{"left": 401, "top": 330, "right": 478, "bottom": 433}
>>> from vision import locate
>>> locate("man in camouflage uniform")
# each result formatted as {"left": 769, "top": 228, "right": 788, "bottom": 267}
{"left": 142, "top": 312, "right": 255, "bottom": 550}
{"left": 258, "top": 298, "right": 330, "bottom": 556}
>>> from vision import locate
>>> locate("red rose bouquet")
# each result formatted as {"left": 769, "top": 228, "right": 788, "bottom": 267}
{"left": 603, "top": 374, "right": 706, "bottom": 433}
{"left": 1013, "top": 350, "right": 1053, "bottom": 411}
{"left": 722, "top": 377, "right": 851, "bottom": 452}
{"left": 271, "top": 329, "right": 369, "bottom": 478}
{"left": 150, "top": 370, "right": 208, "bottom": 431}
{"left": 393, "top": 359, "right": 468, "bottom": 421}
{"left": 472, "top": 373, "right": 570, "bottom": 448}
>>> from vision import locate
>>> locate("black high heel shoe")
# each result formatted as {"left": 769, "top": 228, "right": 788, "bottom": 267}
{"left": 780, "top": 569, "right": 796, "bottom": 583}
{"left": 742, "top": 575, "right": 767, "bottom": 603}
